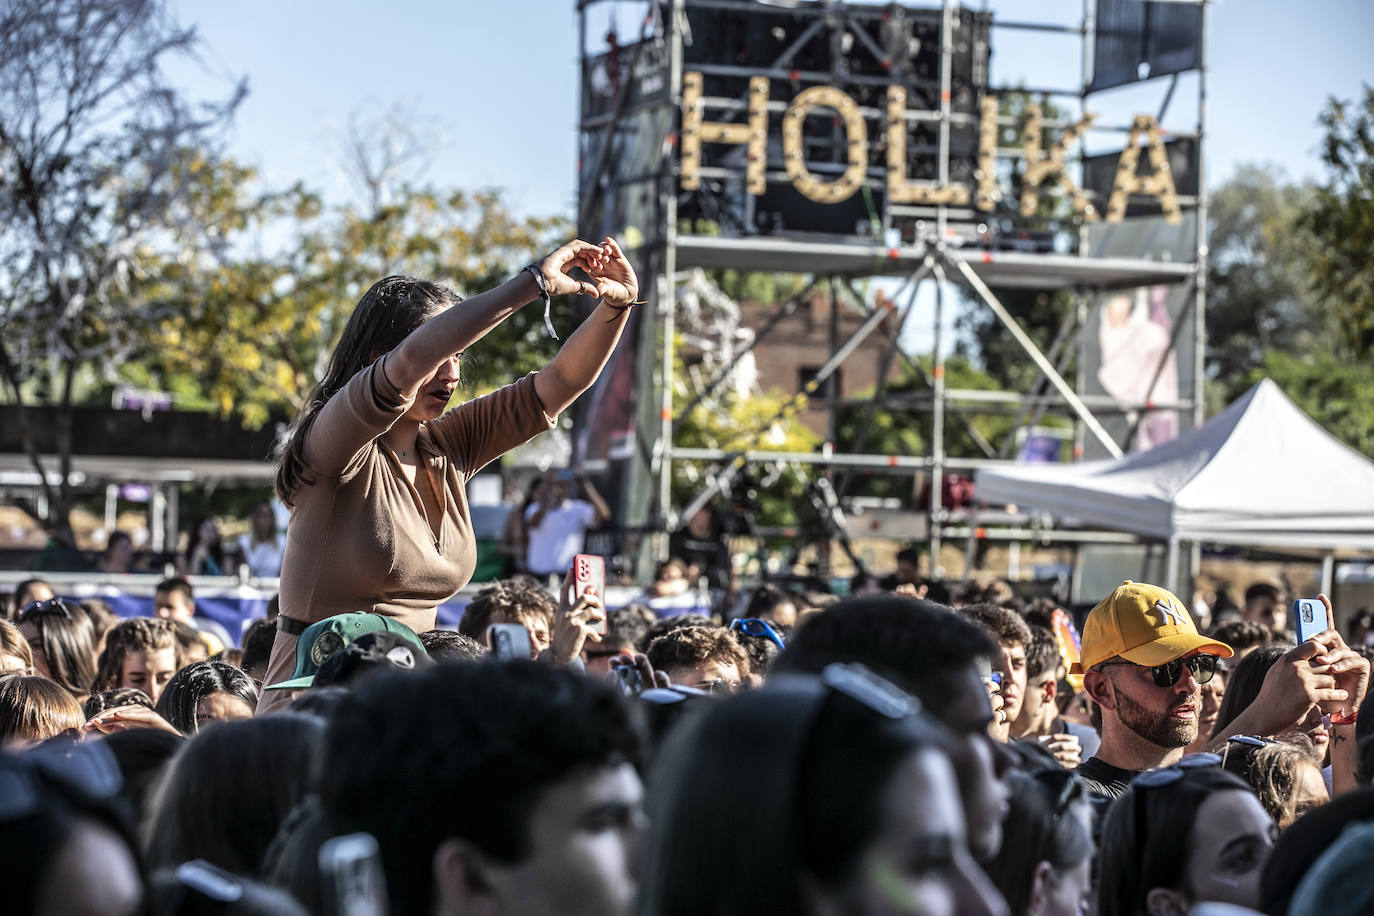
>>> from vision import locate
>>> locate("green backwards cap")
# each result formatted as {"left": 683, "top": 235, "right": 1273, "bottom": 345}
{"left": 266, "top": 613, "right": 427, "bottom": 690}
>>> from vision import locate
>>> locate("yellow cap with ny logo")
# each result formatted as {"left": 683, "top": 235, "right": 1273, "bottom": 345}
{"left": 1072, "top": 580, "right": 1234, "bottom": 674}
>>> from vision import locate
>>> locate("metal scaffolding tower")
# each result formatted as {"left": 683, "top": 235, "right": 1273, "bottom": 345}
{"left": 574, "top": 0, "right": 1208, "bottom": 589}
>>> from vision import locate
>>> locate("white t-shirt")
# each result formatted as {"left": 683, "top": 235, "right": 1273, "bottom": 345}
{"left": 237, "top": 533, "right": 286, "bottom": 578}
{"left": 525, "top": 500, "right": 597, "bottom": 575}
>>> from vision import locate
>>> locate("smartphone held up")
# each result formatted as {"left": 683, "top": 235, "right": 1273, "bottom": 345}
{"left": 572, "top": 553, "right": 607, "bottom": 637}
{"left": 1292, "top": 598, "right": 1331, "bottom": 644}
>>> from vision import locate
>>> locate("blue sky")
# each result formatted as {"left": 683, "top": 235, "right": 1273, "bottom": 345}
{"left": 170, "top": 0, "right": 1373, "bottom": 217}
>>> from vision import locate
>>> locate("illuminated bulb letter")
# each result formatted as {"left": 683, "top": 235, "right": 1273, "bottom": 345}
{"left": 886, "top": 86, "right": 969, "bottom": 206}
{"left": 1019, "top": 104, "right": 1097, "bottom": 220}
{"left": 1106, "top": 114, "right": 1182, "bottom": 224}
{"left": 782, "top": 86, "right": 868, "bottom": 203}
{"left": 680, "top": 71, "right": 770, "bottom": 194}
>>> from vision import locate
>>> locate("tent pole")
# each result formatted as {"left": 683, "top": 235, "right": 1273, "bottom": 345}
{"left": 1165, "top": 537, "right": 1180, "bottom": 594}
{"left": 1321, "top": 553, "right": 1335, "bottom": 599}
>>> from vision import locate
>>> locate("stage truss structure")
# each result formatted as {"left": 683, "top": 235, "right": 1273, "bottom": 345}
{"left": 574, "top": 0, "right": 1209, "bottom": 591}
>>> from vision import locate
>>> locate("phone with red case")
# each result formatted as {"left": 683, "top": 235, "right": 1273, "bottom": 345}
{"left": 573, "top": 553, "right": 607, "bottom": 636}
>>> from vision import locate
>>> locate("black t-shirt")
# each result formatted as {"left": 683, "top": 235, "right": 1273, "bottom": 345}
{"left": 1075, "top": 756, "right": 1139, "bottom": 800}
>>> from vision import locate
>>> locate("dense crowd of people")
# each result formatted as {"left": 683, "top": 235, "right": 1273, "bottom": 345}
{"left": 4, "top": 565, "right": 1374, "bottom": 915}
{"left": 6, "top": 248, "right": 1374, "bottom": 915}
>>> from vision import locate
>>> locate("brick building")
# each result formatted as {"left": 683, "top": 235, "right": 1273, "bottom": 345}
{"left": 740, "top": 288, "right": 905, "bottom": 439}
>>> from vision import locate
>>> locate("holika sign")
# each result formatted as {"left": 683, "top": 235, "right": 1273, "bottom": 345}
{"left": 679, "top": 71, "right": 1182, "bottom": 224}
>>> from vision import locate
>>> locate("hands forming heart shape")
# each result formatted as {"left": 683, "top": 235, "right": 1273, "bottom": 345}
{"left": 538, "top": 236, "right": 639, "bottom": 307}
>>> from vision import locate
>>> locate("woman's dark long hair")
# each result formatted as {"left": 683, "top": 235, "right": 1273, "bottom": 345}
{"left": 183, "top": 516, "right": 226, "bottom": 574}
{"left": 984, "top": 769, "right": 1092, "bottom": 915}
{"left": 274, "top": 276, "right": 460, "bottom": 506}
{"left": 143, "top": 713, "right": 323, "bottom": 876}
{"left": 21, "top": 604, "right": 97, "bottom": 697}
{"left": 639, "top": 672, "right": 948, "bottom": 916}
{"left": 154, "top": 660, "right": 259, "bottom": 736}
{"left": 1098, "top": 767, "right": 1257, "bottom": 916}
{"left": 1212, "top": 644, "right": 1289, "bottom": 738}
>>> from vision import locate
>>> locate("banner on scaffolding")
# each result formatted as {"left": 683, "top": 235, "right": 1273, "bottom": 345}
{"left": 1079, "top": 213, "right": 1199, "bottom": 458}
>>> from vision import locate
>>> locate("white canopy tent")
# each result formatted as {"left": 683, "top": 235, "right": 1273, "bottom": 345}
{"left": 974, "top": 379, "right": 1374, "bottom": 590}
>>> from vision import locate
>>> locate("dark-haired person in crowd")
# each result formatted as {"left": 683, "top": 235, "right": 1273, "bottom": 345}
{"left": 640, "top": 664, "right": 1005, "bottom": 916}
{"left": 154, "top": 659, "right": 258, "bottom": 735}
{"left": 239, "top": 617, "right": 277, "bottom": 687}
{"left": 154, "top": 577, "right": 234, "bottom": 655}
{"left": 729, "top": 617, "right": 787, "bottom": 685}
{"left": 1009, "top": 625, "right": 1098, "bottom": 767}
{"left": 97, "top": 530, "right": 136, "bottom": 574}
{"left": 0, "top": 619, "right": 34, "bottom": 675}
{"left": 633, "top": 557, "right": 710, "bottom": 618}
{"left": 738, "top": 582, "right": 798, "bottom": 628}
{"left": 963, "top": 603, "right": 1032, "bottom": 747}
{"left": 0, "top": 675, "right": 85, "bottom": 747}
{"left": 582, "top": 605, "right": 653, "bottom": 674}
{"left": 953, "top": 576, "right": 1020, "bottom": 612}
{"left": 0, "top": 741, "right": 144, "bottom": 916}
{"left": 92, "top": 617, "right": 182, "bottom": 704}
{"left": 645, "top": 625, "right": 750, "bottom": 692}
{"left": 1097, "top": 762, "right": 1275, "bottom": 916}
{"left": 83, "top": 687, "right": 154, "bottom": 721}
{"left": 261, "top": 239, "right": 637, "bottom": 711}
{"left": 180, "top": 516, "right": 228, "bottom": 576}
{"left": 774, "top": 595, "right": 1014, "bottom": 864}
{"left": 983, "top": 769, "right": 1092, "bottom": 916}
{"left": 458, "top": 577, "right": 556, "bottom": 658}
{"left": 319, "top": 661, "right": 643, "bottom": 915}
{"left": 144, "top": 713, "right": 323, "bottom": 878}
{"left": 667, "top": 505, "right": 731, "bottom": 592}
{"left": 1074, "top": 581, "right": 1234, "bottom": 799}
{"left": 878, "top": 544, "right": 924, "bottom": 592}
{"left": 16, "top": 597, "right": 97, "bottom": 703}
{"left": 1209, "top": 618, "right": 1274, "bottom": 671}
{"left": 10, "top": 577, "right": 54, "bottom": 617}
{"left": 419, "top": 627, "right": 488, "bottom": 662}
{"left": 1242, "top": 581, "right": 1286, "bottom": 634}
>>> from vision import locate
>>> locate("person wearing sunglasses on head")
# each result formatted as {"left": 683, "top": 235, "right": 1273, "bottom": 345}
{"left": 1097, "top": 757, "right": 1275, "bottom": 916}
{"left": 1071, "top": 581, "right": 1234, "bottom": 801}
{"left": 641, "top": 663, "right": 1006, "bottom": 916}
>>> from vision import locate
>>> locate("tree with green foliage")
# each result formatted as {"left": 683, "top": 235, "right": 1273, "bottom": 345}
{"left": 1300, "top": 85, "right": 1374, "bottom": 357}
{"left": 0, "top": 0, "right": 243, "bottom": 543}
{"left": 1204, "top": 165, "right": 1320, "bottom": 411}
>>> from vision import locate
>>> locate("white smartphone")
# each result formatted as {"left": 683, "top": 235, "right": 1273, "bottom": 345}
{"left": 487, "top": 622, "right": 533, "bottom": 661}
{"left": 319, "top": 833, "right": 388, "bottom": 916}
{"left": 1292, "top": 598, "right": 1330, "bottom": 643}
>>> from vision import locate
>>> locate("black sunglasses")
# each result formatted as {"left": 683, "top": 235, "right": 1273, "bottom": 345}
{"left": 1032, "top": 767, "right": 1084, "bottom": 822}
{"left": 1131, "top": 752, "right": 1221, "bottom": 789}
{"left": 16, "top": 597, "right": 73, "bottom": 623}
{"left": 1098, "top": 654, "right": 1220, "bottom": 688}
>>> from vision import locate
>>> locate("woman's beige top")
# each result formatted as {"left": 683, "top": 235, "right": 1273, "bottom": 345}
{"left": 278, "top": 354, "right": 555, "bottom": 634}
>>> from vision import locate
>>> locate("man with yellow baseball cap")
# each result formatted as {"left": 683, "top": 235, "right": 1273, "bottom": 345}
{"left": 1073, "top": 581, "right": 1233, "bottom": 799}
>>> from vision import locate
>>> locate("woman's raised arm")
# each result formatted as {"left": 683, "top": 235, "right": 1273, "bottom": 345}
{"left": 385, "top": 239, "right": 608, "bottom": 399}
{"left": 534, "top": 236, "right": 640, "bottom": 416}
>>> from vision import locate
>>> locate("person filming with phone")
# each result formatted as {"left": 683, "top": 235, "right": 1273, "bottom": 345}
{"left": 260, "top": 237, "right": 638, "bottom": 710}
{"left": 525, "top": 470, "right": 611, "bottom": 584}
